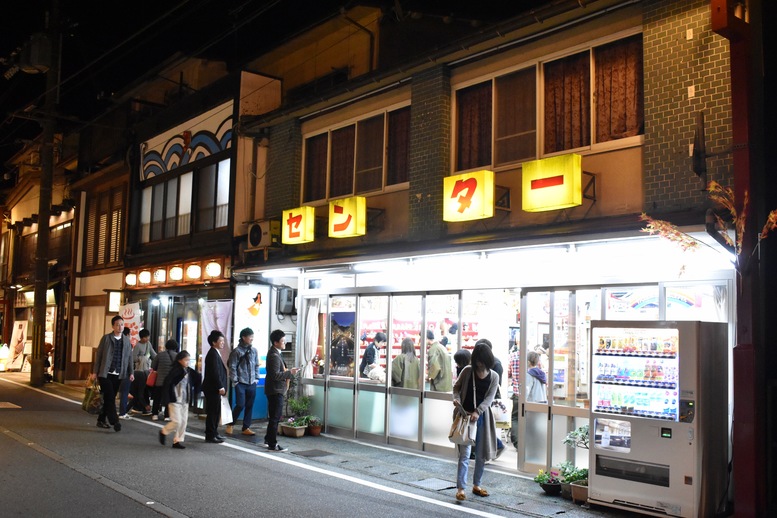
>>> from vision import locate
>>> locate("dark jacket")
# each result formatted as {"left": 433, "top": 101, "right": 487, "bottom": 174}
{"left": 264, "top": 346, "right": 293, "bottom": 396}
{"left": 151, "top": 349, "right": 176, "bottom": 387}
{"left": 92, "top": 332, "right": 133, "bottom": 379}
{"left": 162, "top": 363, "right": 198, "bottom": 405}
{"left": 202, "top": 347, "right": 228, "bottom": 396}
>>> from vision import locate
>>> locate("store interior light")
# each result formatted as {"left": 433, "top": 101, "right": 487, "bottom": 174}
{"left": 261, "top": 268, "right": 301, "bottom": 279}
{"left": 169, "top": 266, "right": 183, "bottom": 281}
{"left": 138, "top": 270, "right": 152, "bottom": 285}
{"left": 153, "top": 268, "right": 167, "bottom": 283}
{"left": 352, "top": 259, "right": 409, "bottom": 273}
{"left": 204, "top": 261, "right": 222, "bottom": 278}
{"left": 125, "top": 273, "right": 137, "bottom": 286}
{"left": 186, "top": 264, "right": 202, "bottom": 280}
{"left": 151, "top": 297, "right": 160, "bottom": 307}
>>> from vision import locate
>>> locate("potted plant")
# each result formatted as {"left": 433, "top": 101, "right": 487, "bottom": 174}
{"left": 561, "top": 424, "right": 590, "bottom": 504}
{"left": 281, "top": 416, "right": 308, "bottom": 437}
{"left": 306, "top": 415, "right": 322, "bottom": 436}
{"left": 533, "top": 469, "right": 561, "bottom": 496}
{"left": 570, "top": 477, "right": 589, "bottom": 504}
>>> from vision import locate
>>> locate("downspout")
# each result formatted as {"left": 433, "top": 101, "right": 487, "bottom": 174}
{"left": 341, "top": 12, "right": 374, "bottom": 73}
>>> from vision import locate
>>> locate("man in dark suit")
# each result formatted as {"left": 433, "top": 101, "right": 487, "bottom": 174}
{"left": 202, "top": 330, "right": 228, "bottom": 443}
{"left": 264, "top": 329, "right": 298, "bottom": 452}
{"left": 91, "top": 315, "right": 134, "bottom": 432}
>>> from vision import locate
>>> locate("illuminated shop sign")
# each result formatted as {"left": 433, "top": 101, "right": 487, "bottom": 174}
{"left": 282, "top": 206, "right": 315, "bottom": 244}
{"left": 522, "top": 154, "right": 582, "bottom": 212}
{"left": 329, "top": 196, "right": 366, "bottom": 238}
{"left": 443, "top": 170, "right": 494, "bottom": 222}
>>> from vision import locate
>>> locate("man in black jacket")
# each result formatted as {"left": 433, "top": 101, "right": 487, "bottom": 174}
{"left": 264, "top": 329, "right": 298, "bottom": 452}
{"left": 202, "top": 330, "right": 228, "bottom": 443}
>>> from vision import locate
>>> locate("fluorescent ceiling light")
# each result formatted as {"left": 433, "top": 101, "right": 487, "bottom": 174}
{"left": 261, "top": 268, "right": 301, "bottom": 279}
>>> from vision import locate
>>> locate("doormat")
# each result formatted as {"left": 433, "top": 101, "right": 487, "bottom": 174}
{"left": 0, "top": 402, "right": 21, "bottom": 409}
{"left": 408, "top": 478, "right": 456, "bottom": 491}
{"left": 293, "top": 449, "right": 332, "bottom": 457}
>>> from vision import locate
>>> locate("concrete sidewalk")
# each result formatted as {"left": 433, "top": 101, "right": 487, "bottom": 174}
{"left": 42, "top": 376, "right": 625, "bottom": 517}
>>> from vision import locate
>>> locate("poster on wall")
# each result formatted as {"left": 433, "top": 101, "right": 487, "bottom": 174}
{"left": 119, "top": 303, "right": 142, "bottom": 347}
{"left": 8, "top": 321, "right": 28, "bottom": 371}
{"left": 234, "top": 284, "right": 271, "bottom": 360}
{"left": 200, "top": 299, "right": 234, "bottom": 378}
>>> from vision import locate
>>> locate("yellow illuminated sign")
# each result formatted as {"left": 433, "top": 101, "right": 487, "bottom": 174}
{"left": 282, "top": 206, "right": 315, "bottom": 244}
{"left": 522, "top": 154, "right": 582, "bottom": 212}
{"left": 329, "top": 196, "right": 366, "bottom": 238}
{"left": 443, "top": 170, "right": 494, "bottom": 222}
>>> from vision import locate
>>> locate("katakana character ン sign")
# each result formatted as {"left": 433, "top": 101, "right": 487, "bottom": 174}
{"left": 329, "top": 196, "right": 366, "bottom": 238}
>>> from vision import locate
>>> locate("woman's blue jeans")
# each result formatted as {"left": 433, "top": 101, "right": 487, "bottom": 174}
{"left": 456, "top": 413, "right": 485, "bottom": 490}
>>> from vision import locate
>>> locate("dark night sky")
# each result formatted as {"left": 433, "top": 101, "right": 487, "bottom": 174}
{"left": 0, "top": 0, "right": 548, "bottom": 170}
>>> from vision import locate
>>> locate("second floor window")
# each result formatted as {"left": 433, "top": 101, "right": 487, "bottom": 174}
{"left": 303, "top": 106, "right": 410, "bottom": 203}
{"left": 456, "top": 33, "right": 643, "bottom": 171}
{"left": 140, "top": 158, "right": 230, "bottom": 243}
{"left": 84, "top": 188, "right": 123, "bottom": 269}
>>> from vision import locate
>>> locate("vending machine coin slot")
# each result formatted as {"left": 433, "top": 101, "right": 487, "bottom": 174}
{"left": 678, "top": 399, "right": 695, "bottom": 422}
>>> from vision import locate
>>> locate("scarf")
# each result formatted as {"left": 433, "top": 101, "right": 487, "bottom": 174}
{"left": 528, "top": 367, "right": 547, "bottom": 385}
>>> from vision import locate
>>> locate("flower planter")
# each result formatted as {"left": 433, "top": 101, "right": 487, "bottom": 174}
{"left": 307, "top": 424, "right": 322, "bottom": 436}
{"left": 539, "top": 482, "right": 561, "bottom": 496}
{"left": 570, "top": 480, "right": 588, "bottom": 504}
{"left": 281, "top": 424, "right": 306, "bottom": 438}
{"left": 559, "top": 481, "right": 572, "bottom": 499}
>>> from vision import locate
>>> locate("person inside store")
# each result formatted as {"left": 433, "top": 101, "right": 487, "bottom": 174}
{"left": 202, "top": 329, "right": 228, "bottom": 443}
{"left": 90, "top": 315, "right": 134, "bottom": 432}
{"left": 158, "top": 350, "right": 195, "bottom": 449}
{"left": 151, "top": 339, "right": 179, "bottom": 421}
{"left": 264, "top": 329, "right": 299, "bottom": 452}
{"left": 525, "top": 351, "right": 548, "bottom": 403}
{"left": 453, "top": 341, "right": 499, "bottom": 501}
{"left": 426, "top": 330, "right": 452, "bottom": 392}
{"left": 359, "top": 331, "right": 386, "bottom": 378}
{"left": 453, "top": 348, "right": 471, "bottom": 377}
{"left": 507, "top": 344, "right": 520, "bottom": 448}
{"left": 130, "top": 328, "right": 156, "bottom": 415}
{"left": 392, "top": 337, "right": 420, "bottom": 388}
{"left": 227, "top": 327, "right": 261, "bottom": 436}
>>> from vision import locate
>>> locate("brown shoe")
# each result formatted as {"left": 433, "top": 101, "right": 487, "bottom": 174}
{"left": 241, "top": 428, "right": 256, "bottom": 436}
{"left": 225, "top": 425, "right": 233, "bottom": 434}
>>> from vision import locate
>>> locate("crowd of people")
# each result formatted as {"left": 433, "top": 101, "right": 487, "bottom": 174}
{"left": 90, "top": 314, "right": 549, "bottom": 501}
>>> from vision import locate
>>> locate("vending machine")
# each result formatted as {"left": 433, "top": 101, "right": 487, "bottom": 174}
{"left": 587, "top": 321, "right": 729, "bottom": 517}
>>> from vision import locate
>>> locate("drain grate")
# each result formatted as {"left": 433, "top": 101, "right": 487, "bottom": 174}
{"left": 293, "top": 449, "right": 332, "bottom": 457}
{"left": 408, "top": 478, "right": 456, "bottom": 491}
{"left": 0, "top": 402, "right": 21, "bottom": 409}
{"left": 513, "top": 500, "right": 569, "bottom": 515}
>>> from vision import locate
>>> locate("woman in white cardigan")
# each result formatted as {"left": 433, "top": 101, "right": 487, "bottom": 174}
{"left": 452, "top": 341, "right": 499, "bottom": 501}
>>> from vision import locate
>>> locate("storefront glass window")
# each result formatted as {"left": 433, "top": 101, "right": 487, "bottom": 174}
{"left": 358, "top": 296, "right": 388, "bottom": 383}
{"left": 665, "top": 284, "right": 728, "bottom": 322}
{"left": 329, "top": 296, "right": 356, "bottom": 377}
{"left": 604, "top": 286, "right": 659, "bottom": 320}
{"left": 424, "top": 293, "right": 456, "bottom": 393}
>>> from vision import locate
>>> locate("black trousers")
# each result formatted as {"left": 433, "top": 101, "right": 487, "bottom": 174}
{"left": 204, "top": 392, "right": 221, "bottom": 440}
{"left": 98, "top": 374, "right": 121, "bottom": 425}
{"left": 264, "top": 393, "right": 284, "bottom": 448}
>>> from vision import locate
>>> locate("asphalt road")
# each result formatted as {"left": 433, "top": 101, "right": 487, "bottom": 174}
{"left": 1, "top": 373, "right": 629, "bottom": 517}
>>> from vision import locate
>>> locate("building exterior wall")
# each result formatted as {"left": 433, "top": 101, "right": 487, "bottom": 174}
{"left": 643, "top": 0, "right": 733, "bottom": 214}
{"left": 265, "top": 118, "right": 302, "bottom": 220}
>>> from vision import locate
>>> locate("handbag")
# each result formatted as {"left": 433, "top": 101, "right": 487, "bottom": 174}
{"left": 146, "top": 369, "right": 158, "bottom": 387}
{"left": 82, "top": 378, "right": 104, "bottom": 415}
{"left": 219, "top": 395, "right": 233, "bottom": 426}
{"left": 448, "top": 367, "right": 477, "bottom": 446}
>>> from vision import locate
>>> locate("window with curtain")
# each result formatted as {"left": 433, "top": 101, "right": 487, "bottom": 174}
{"left": 84, "top": 187, "right": 123, "bottom": 269}
{"left": 456, "top": 81, "right": 492, "bottom": 171}
{"left": 139, "top": 157, "right": 230, "bottom": 243}
{"left": 303, "top": 105, "right": 410, "bottom": 202}
{"left": 543, "top": 50, "right": 591, "bottom": 154}
{"left": 594, "top": 34, "right": 643, "bottom": 143}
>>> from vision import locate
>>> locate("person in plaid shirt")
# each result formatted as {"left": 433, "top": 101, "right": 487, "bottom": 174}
{"left": 507, "top": 346, "right": 520, "bottom": 448}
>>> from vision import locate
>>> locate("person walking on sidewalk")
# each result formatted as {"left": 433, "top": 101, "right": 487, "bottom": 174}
{"left": 227, "top": 327, "right": 260, "bottom": 436}
{"left": 158, "top": 350, "right": 195, "bottom": 449}
{"left": 117, "top": 327, "right": 133, "bottom": 420}
{"left": 151, "top": 340, "right": 178, "bottom": 421}
{"left": 202, "top": 330, "right": 228, "bottom": 443}
{"left": 91, "top": 315, "right": 134, "bottom": 432}
{"left": 264, "top": 329, "right": 298, "bottom": 451}
{"left": 130, "top": 329, "right": 155, "bottom": 415}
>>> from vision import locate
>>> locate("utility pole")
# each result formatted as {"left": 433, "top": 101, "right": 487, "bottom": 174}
{"left": 29, "top": 0, "right": 59, "bottom": 387}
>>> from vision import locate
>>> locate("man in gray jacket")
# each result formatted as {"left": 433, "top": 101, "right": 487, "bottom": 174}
{"left": 264, "top": 329, "right": 298, "bottom": 451}
{"left": 91, "top": 315, "right": 134, "bottom": 432}
{"left": 227, "top": 327, "right": 261, "bottom": 436}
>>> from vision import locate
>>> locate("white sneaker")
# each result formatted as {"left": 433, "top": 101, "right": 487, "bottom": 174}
{"left": 164, "top": 417, "right": 171, "bottom": 422}
{"left": 119, "top": 414, "right": 131, "bottom": 420}
{"left": 151, "top": 415, "right": 159, "bottom": 421}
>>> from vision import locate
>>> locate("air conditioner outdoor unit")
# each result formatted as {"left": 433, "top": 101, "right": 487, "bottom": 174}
{"left": 246, "top": 220, "right": 280, "bottom": 250}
